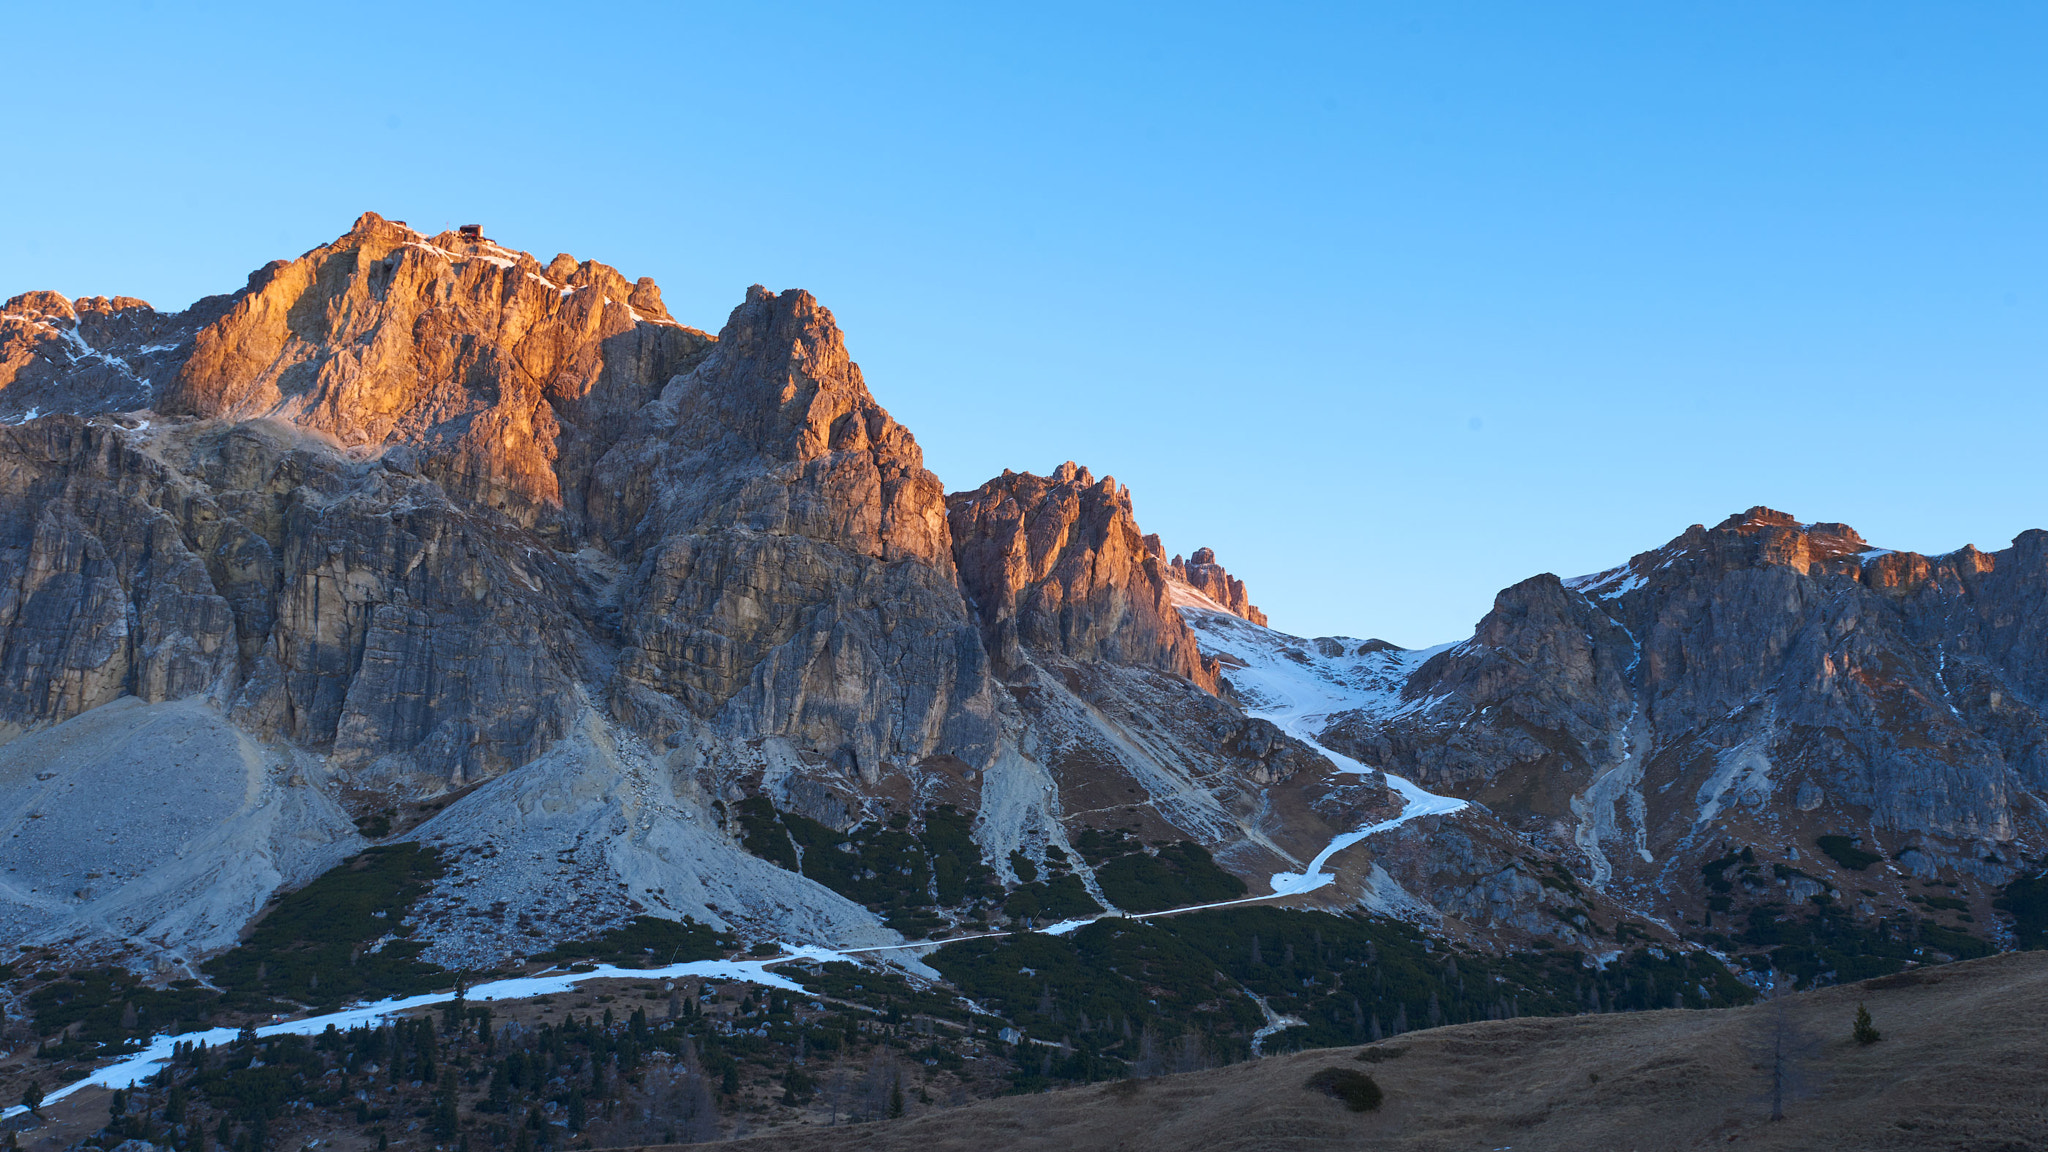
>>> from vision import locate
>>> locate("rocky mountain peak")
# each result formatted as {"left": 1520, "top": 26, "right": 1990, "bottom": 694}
{"left": 1050, "top": 459, "right": 1098, "bottom": 487}
{"left": 1161, "top": 544, "right": 1267, "bottom": 625}
{"left": 138, "top": 210, "right": 715, "bottom": 532}
{"left": 1716, "top": 504, "right": 1802, "bottom": 531}
{"left": 1566, "top": 507, "right": 1885, "bottom": 607}
{"left": 599, "top": 281, "right": 956, "bottom": 571}
{"left": 947, "top": 465, "right": 1215, "bottom": 689}
{"left": 5, "top": 289, "right": 79, "bottom": 321}
{"left": 690, "top": 284, "right": 884, "bottom": 460}
{"left": 2, "top": 287, "right": 200, "bottom": 421}
{"left": 1702, "top": 505, "right": 1868, "bottom": 561}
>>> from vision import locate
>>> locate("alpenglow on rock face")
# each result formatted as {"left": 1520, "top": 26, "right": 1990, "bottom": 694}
{"left": 3, "top": 216, "right": 2042, "bottom": 985}
{"left": 1163, "top": 545, "right": 1267, "bottom": 625}
{"left": 947, "top": 462, "right": 1218, "bottom": 690}
{"left": 161, "top": 211, "right": 712, "bottom": 531}
{"left": 3, "top": 214, "right": 1415, "bottom": 969}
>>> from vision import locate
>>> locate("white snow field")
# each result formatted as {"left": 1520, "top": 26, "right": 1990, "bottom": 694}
{"left": 1174, "top": 605, "right": 1469, "bottom": 895}
{"left": 5, "top": 607, "right": 1472, "bottom": 1111}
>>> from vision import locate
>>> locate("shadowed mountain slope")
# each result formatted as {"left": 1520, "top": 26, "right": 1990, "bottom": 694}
{"left": 681, "top": 948, "right": 2048, "bottom": 1152}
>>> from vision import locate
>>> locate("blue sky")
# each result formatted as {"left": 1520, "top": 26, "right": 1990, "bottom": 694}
{"left": 4, "top": 2, "right": 2043, "bottom": 645}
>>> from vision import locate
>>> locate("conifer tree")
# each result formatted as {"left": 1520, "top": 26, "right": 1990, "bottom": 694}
{"left": 1852, "top": 1004, "right": 1881, "bottom": 1045}
{"left": 432, "top": 1070, "right": 460, "bottom": 1139}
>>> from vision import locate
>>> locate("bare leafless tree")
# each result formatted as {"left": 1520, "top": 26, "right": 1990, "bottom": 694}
{"left": 1132, "top": 1023, "right": 1163, "bottom": 1079}
{"left": 582, "top": 1059, "right": 719, "bottom": 1146}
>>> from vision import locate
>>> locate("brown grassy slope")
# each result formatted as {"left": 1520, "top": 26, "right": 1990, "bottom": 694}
{"left": 680, "top": 949, "right": 2048, "bottom": 1152}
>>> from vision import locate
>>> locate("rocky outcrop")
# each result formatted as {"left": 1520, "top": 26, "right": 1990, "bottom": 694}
{"left": 1323, "top": 504, "right": 2048, "bottom": 932}
{"left": 161, "top": 211, "right": 713, "bottom": 533}
{"left": 948, "top": 463, "right": 1216, "bottom": 691}
{"left": 0, "top": 219, "right": 1028, "bottom": 957}
{"left": 1, "top": 289, "right": 227, "bottom": 422}
{"left": 594, "top": 284, "right": 1002, "bottom": 780}
{"left": 1161, "top": 544, "right": 1267, "bottom": 625}
{"left": 0, "top": 415, "right": 589, "bottom": 783}
{"left": 0, "top": 212, "right": 1594, "bottom": 968}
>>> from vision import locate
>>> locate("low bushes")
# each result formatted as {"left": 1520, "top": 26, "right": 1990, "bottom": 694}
{"left": 1304, "top": 1067, "right": 1383, "bottom": 1112}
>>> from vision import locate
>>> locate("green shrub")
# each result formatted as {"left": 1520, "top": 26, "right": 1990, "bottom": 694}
{"left": 201, "top": 843, "right": 450, "bottom": 1008}
{"left": 1736, "top": 898, "right": 1990, "bottom": 988}
{"left": 1096, "top": 842, "right": 1247, "bottom": 913}
{"left": 27, "top": 967, "right": 220, "bottom": 1042}
{"left": 734, "top": 797, "right": 798, "bottom": 870}
{"left": 1816, "top": 836, "right": 1882, "bottom": 871}
{"left": 1304, "top": 1067, "right": 1382, "bottom": 1112}
{"left": 734, "top": 800, "right": 997, "bottom": 915}
{"left": 536, "top": 916, "right": 730, "bottom": 967}
{"left": 1074, "top": 827, "right": 1141, "bottom": 865}
{"left": 1003, "top": 875, "right": 1102, "bottom": 922}
{"left": 1915, "top": 920, "right": 1992, "bottom": 960}
{"left": 1993, "top": 873, "right": 2048, "bottom": 948}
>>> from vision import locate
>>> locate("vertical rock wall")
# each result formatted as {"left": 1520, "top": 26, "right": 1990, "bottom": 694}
{"left": 946, "top": 462, "right": 1217, "bottom": 691}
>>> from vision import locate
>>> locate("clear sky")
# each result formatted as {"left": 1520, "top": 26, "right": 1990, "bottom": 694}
{"left": 4, "top": 3, "right": 2043, "bottom": 646}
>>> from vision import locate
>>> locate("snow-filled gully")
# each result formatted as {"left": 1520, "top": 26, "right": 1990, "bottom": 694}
{"left": 4, "top": 610, "right": 1470, "bottom": 1109}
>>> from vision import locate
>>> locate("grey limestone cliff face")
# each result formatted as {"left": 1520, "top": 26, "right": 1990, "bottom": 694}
{"left": 0, "top": 221, "right": 1009, "bottom": 793}
{"left": 942, "top": 466, "right": 1408, "bottom": 907}
{"left": 0, "top": 289, "right": 229, "bottom": 423}
{"left": 0, "top": 216, "right": 1358, "bottom": 964}
{"left": 592, "top": 283, "right": 1004, "bottom": 782}
{"left": 0, "top": 416, "right": 588, "bottom": 783}
{"left": 1324, "top": 506, "right": 2048, "bottom": 925}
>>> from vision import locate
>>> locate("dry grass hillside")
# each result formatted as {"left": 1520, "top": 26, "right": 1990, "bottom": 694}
{"left": 674, "top": 949, "right": 2048, "bottom": 1152}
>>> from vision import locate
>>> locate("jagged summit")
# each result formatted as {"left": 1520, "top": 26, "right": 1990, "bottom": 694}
{"left": 159, "top": 210, "right": 720, "bottom": 529}
{"left": 1565, "top": 506, "right": 1948, "bottom": 604}
{"left": 1161, "top": 545, "right": 1266, "bottom": 625}
{"left": 4, "top": 218, "right": 1387, "bottom": 974}
{"left": 1, "top": 286, "right": 211, "bottom": 421}
{"left": 0, "top": 212, "right": 949, "bottom": 544}
{"left": 946, "top": 461, "right": 1215, "bottom": 689}
{"left": 1321, "top": 495, "right": 2048, "bottom": 913}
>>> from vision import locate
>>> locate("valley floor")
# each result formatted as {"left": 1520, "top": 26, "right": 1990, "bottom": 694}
{"left": 665, "top": 948, "right": 2048, "bottom": 1152}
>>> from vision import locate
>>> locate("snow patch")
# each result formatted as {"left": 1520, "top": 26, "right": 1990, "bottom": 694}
{"left": 1694, "top": 734, "right": 1775, "bottom": 830}
{"left": 1566, "top": 564, "right": 1644, "bottom": 599}
{"left": 1177, "top": 608, "right": 1470, "bottom": 894}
